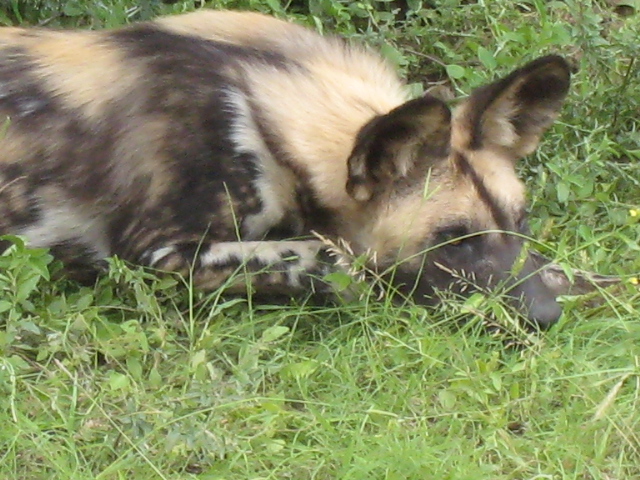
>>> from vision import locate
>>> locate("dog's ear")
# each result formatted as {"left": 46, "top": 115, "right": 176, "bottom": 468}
{"left": 346, "top": 96, "right": 451, "bottom": 202}
{"left": 453, "top": 55, "right": 571, "bottom": 158}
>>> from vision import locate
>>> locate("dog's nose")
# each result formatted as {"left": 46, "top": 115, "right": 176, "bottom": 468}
{"left": 526, "top": 297, "right": 562, "bottom": 330}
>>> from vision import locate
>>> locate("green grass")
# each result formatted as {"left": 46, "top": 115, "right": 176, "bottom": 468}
{"left": 1, "top": 1, "right": 639, "bottom": 479}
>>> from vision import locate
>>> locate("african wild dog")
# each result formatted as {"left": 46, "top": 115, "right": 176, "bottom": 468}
{"left": 0, "top": 10, "right": 571, "bottom": 328}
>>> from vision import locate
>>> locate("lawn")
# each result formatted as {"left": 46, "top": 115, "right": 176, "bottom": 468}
{"left": 0, "top": 1, "right": 639, "bottom": 479}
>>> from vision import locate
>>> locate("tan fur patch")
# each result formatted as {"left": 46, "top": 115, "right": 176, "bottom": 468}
{"left": 156, "top": 10, "right": 310, "bottom": 50}
{"left": 13, "top": 30, "right": 144, "bottom": 121}
{"left": 0, "top": 126, "right": 30, "bottom": 165}
{"left": 0, "top": 27, "right": 40, "bottom": 42}
{"left": 464, "top": 149, "right": 525, "bottom": 211}
{"left": 244, "top": 63, "right": 406, "bottom": 215}
{"left": 110, "top": 119, "right": 174, "bottom": 204}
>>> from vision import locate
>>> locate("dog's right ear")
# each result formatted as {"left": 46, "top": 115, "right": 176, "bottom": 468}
{"left": 453, "top": 55, "right": 571, "bottom": 158}
{"left": 346, "top": 96, "right": 451, "bottom": 202}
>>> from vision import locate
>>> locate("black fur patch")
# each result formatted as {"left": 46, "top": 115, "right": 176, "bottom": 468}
{"left": 0, "top": 163, "right": 41, "bottom": 228}
{"left": 346, "top": 95, "right": 451, "bottom": 200}
{"left": 111, "top": 23, "right": 294, "bottom": 72}
{"left": 0, "top": 46, "right": 54, "bottom": 122}
{"left": 352, "top": 96, "right": 451, "bottom": 175}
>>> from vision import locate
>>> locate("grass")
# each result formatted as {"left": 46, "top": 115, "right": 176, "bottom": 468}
{"left": 1, "top": 0, "right": 639, "bottom": 478}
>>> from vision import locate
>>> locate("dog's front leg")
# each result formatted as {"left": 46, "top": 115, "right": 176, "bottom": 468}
{"left": 145, "top": 240, "right": 336, "bottom": 296}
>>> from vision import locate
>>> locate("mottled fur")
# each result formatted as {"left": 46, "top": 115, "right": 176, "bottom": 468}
{"left": 0, "top": 11, "right": 572, "bottom": 327}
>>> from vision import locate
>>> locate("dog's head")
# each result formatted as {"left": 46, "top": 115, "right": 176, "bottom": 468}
{"left": 345, "top": 56, "right": 571, "bottom": 329}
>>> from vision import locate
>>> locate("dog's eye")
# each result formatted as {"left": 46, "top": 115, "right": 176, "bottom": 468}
{"left": 436, "top": 226, "right": 470, "bottom": 247}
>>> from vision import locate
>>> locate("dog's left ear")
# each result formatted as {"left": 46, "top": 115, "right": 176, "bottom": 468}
{"left": 346, "top": 96, "right": 451, "bottom": 202}
{"left": 453, "top": 55, "right": 571, "bottom": 158}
